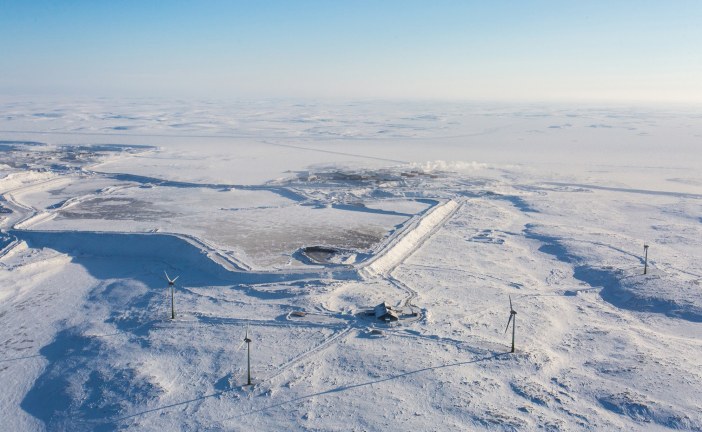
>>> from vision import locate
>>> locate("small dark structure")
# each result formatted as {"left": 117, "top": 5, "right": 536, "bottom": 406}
{"left": 374, "top": 302, "right": 399, "bottom": 322}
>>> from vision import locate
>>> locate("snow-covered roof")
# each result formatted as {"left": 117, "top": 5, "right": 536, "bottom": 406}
{"left": 374, "top": 302, "right": 392, "bottom": 318}
{"left": 374, "top": 302, "right": 399, "bottom": 321}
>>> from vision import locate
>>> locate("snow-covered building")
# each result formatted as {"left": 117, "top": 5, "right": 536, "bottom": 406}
{"left": 374, "top": 302, "right": 399, "bottom": 322}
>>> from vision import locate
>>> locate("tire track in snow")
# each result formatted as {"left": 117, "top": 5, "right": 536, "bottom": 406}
{"left": 544, "top": 182, "right": 702, "bottom": 200}
{"left": 224, "top": 352, "right": 505, "bottom": 421}
{"left": 106, "top": 326, "right": 355, "bottom": 427}
{"left": 261, "top": 326, "right": 355, "bottom": 385}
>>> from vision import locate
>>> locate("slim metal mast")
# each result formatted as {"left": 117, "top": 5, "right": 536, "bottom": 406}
{"left": 643, "top": 244, "right": 649, "bottom": 275}
{"left": 164, "top": 271, "right": 179, "bottom": 320}
{"left": 511, "top": 311, "right": 516, "bottom": 353}
{"left": 505, "top": 295, "right": 517, "bottom": 353}
{"left": 244, "top": 326, "right": 252, "bottom": 385}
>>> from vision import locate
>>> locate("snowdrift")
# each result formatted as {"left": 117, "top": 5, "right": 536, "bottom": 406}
{"left": 576, "top": 266, "right": 702, "bottom": 323}
{"left": 361, "top": 199, "right": 459, "bottom": 277}
{"left": 12, "top": 230, "right": 353, "bottom": 285}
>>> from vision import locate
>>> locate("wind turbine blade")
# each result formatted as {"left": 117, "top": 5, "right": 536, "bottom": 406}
{"left": 504, "top": 314, "right": 513, "bottom": 334}
{"left": 164, "top": 270, "right": 171, "bottom": 282}
{"left": 236, "top": 339, "right": 246, "bottom": 351}
{"left": 172, "top": 276, "right": 179, "bottom": 283}
{"left": 509, "top": 295, "right": 513, "bottom": 311}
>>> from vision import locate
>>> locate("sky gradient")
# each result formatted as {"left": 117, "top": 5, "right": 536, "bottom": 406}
{"left": 1, "top": 0, "right": 701, "bottom": 103}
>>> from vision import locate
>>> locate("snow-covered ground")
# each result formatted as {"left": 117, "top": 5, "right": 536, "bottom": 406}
{"left": 0, "top": 99, "right": 700, "bottom": 431}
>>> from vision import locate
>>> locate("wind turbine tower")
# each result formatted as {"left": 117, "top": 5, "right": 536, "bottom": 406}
{"left": 244, "top": 325, "right": 253, "bottom": 386}
{"left": 505, "top": 295, "right": 517, "bottom": 353}
{"left": 643, "top": 244, "right": 649, "bottom": 275}
{"left": 164, "top": 271, "right": 179, "bottom": 320}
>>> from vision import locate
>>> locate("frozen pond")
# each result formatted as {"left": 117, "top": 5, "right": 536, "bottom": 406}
{"left": 30, "top": 184, "right": 425, "bottom": 269}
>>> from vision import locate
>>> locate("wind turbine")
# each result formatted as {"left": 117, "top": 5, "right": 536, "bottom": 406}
{"left": 643, "top": 243, "right": 649, "bottom": 275}
{"left": 164, "top": 271, "right": 179, "bottom": 320}
{"left": 504, "top": 295, "right": 517, "bottom": 353}
{"left": 244, "top": 324, "right": 253, "bottom": 386}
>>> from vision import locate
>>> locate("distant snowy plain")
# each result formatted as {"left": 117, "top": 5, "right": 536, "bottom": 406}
{"left": 0, "top": 98, "right": 700, "bottom": 431}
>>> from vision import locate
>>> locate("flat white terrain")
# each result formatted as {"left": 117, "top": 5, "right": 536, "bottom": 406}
{"left": 0, "top": 98, "right": 700, "bottom": 431}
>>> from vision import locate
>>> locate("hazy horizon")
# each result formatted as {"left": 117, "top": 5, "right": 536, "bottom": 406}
{"left": 2, "top": 1, "right": 701, "bottom": 104}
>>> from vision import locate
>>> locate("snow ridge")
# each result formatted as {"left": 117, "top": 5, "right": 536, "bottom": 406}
{"left": 360, "top": 199, "right": 460, "bottom": 277}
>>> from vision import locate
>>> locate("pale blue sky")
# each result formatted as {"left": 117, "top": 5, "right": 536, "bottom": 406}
{"left": 1, "top": 1, "right": 701, "bottom": 102}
